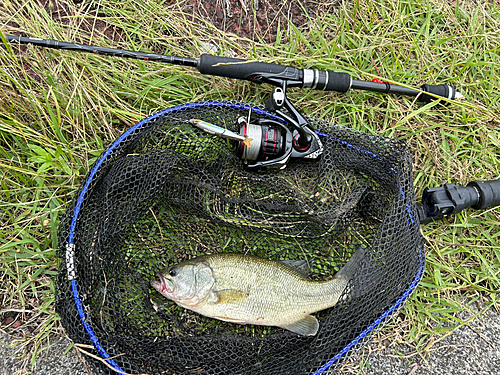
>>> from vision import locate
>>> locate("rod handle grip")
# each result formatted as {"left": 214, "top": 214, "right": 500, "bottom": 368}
{"left": 419, "top": 84, "right": 457, "bottom": 102}
{"left": 198, "top": 54, "right": 301, "bottom": 83}
{"left": 319, "top": 71, "right": 352, "bottom": 92}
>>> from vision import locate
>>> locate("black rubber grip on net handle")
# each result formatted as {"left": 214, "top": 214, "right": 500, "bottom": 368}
{"left": 468, "top": 180, "right": 500, "bottom": 210}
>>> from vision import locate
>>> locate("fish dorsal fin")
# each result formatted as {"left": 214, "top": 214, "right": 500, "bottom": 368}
{"left": 215, "top": 289, "right": 248, "bottom": 305}
{"left": 279, "top": 258, "right": 315, "bottom": 277}
{"left": 280, "top": 315, "right": 319, "bottom": 336}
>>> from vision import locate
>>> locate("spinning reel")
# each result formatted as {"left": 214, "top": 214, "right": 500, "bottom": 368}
{"left": 192, "top": 85, "right": 323, "bottom": 169}
{"left": 235, "top": 86, "right": 323, "bottom": 169}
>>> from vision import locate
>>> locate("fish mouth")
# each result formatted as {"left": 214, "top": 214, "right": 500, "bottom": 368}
{"left": 158, "top": 273, "right": 175, "bottom": 294}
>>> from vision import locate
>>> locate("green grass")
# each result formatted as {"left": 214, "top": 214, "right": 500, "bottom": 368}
{"left": 1, "top": 0, "right": 499, "bottom": 372}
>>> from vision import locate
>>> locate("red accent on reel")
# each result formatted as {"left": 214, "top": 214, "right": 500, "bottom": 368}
{"left": 293, "top": 134, "right": 310, "bottom": 152}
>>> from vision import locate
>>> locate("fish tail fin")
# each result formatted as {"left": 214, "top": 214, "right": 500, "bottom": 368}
{"left": 243, "top": 138, "right": 253, "bottom": 147}
{"left": 335, "top": 246, "right": 382, "bottom": 300}
{"left": 334, "top": 246, "right": 368, "bottom": 282}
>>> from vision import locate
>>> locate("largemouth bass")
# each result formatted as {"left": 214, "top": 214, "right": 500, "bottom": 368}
{"left": 151, "top": 249, "right": 366, "bottom": 336}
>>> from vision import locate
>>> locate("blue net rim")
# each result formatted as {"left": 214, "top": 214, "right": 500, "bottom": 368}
{"left": 64, "top": 101, "right": 425, "bottom": 374}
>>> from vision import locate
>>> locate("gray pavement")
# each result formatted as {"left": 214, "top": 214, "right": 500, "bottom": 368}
{"left": 1, "top": 304, "right": 498, "bottom": 375}
{"left": 339, "top": 303, "right": 500, "bottom": 375}
{"left": 0, "top": 332, "right": 88, "bottom": 375}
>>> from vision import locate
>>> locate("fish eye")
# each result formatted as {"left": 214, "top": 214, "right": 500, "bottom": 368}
{"left": 168, "top": 267, "right": 178, "bottom": 277}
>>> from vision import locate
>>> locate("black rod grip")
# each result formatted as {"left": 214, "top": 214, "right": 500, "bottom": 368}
{"left": 198, "top": 54, "right": 301, "bottom": 84}
{"left": 301, "top": 69, "right": 351, "bottom": 92}
{"left": 323, "top": 71, "right": 352, "bottom": 92}
{"left": 419, "top": 84, "right": 456, "bottom": 102}
{"left": 468, "top": 180, "right": 500, "bottom": 210}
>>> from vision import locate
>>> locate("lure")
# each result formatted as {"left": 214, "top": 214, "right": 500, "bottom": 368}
{"left": 189, "top": 119, "right": 253, "bottom": 147}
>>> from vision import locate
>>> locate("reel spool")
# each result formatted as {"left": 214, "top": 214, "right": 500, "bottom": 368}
{"left": 235, "top": 117, "right": 292, "bottom": 165}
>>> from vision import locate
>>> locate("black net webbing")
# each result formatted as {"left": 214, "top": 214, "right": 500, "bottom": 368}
{"left": 56, "top": 101, "right": 424, "bottom": 375}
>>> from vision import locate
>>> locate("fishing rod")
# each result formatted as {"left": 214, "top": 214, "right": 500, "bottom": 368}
{"left": 5, "top": 35, "right": 462, "bottom": 101}
{"left": 7, "top": 34, "right": 498, "bottom": 223}
{"left": 5, "top": 35, "right": 463, "bottom": 168}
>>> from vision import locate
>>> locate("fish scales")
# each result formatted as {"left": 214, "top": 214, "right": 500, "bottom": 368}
{"left": 151, "top": 250, "right": 364, "bottom": 336}
{"left": 205, "top": 254, "right": 345, "bottom": 314}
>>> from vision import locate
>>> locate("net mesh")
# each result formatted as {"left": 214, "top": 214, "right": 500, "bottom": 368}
{"left": 56, "top": 101, "right": 424, "bottom": 375}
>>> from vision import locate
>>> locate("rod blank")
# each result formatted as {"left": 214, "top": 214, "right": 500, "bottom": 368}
{"left": 6, "top": 35, "right": 199, "bottom": 67}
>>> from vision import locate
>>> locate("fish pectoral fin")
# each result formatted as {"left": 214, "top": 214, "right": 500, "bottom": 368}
{"left": 280, "top": 315, "right": 319, "bottom": 336}
{"left": 215, "top": 289, "right": 248, "bottom": 305}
